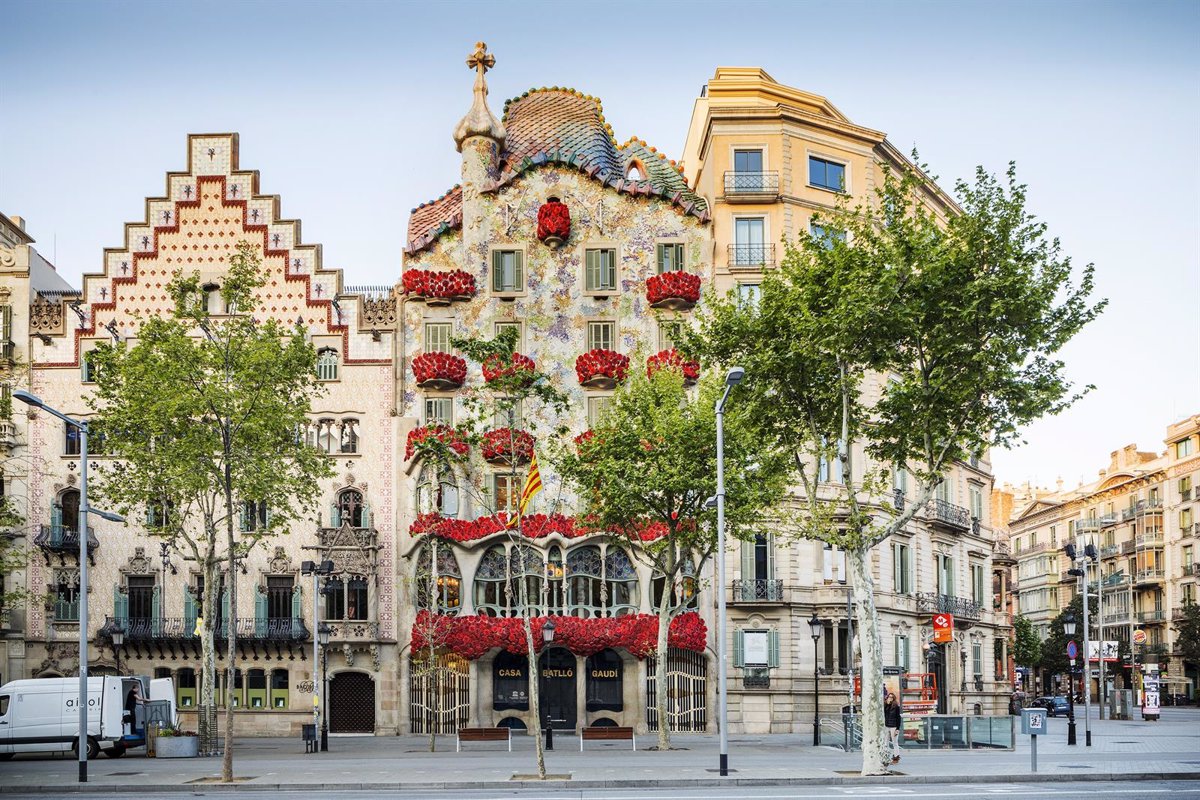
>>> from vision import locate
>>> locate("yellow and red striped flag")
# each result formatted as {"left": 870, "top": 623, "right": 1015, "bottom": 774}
{"left": 518, "top": 450, "right": 543, "bottom": 515}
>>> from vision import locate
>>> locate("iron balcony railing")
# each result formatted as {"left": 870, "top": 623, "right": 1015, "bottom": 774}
{"left": 1122, "top": 499, "right": 1164, "bottom": 521}
{"left": 1100, "top": 543, "right": 1121, "bottom": 558}
{"left": 1182, "top": 488, "right": 1193, "bottom": 502}
{"left": 727, "top": 243, "right": 776, "bottom": 268}
{"left": 892, "top": 488, "right": 905, "bottom": 511}
{"left": 916, "top": 592, "right": 982, "bottom": 621}
{"left": 1137, "top": 609, "right": 1166, "bottom": 623}
{"left": 723, "top": 171, "right": 780, "bottom": 195}
{"left": 0, "top": 339, "right": 14, "bottom": 363}
{"left": 1099, "top": 514, "right": 1119, "bottom": 527}
{"left": 926, "top": 499, "right": 971, "bottom": 531}
{"left": 1135, "top": 569, "right": 1165, "bottom": 584}
{"left": 1075, "top": 519, "right": 1100, "bottom": 534}
{"left": 731, "top": 579, "right": 785, "bottom": 602}
{"left": 34, "top": 524, "right": 99, "bottom": 559}
{"left": 100, "top": 614, "right": 309, "bottom": 643}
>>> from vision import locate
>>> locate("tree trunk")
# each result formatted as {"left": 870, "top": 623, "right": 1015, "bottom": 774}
{"left": 848, "top": 544, "right": 890, "bottom": 775}
{"left": 198, "top": 551, "right": 218, "bottom": 756}
{"left": 221, "top": 463, "right": 236, "bottom": 782}
{"left": 654, "top": 560, "right": 673, "bottom": 750}
{"left": 522, "top": 610, "right": 545, "bottom": 779}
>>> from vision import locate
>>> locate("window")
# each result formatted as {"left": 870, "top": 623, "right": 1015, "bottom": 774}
{"left": 491, "top": 249, "right": 524, "bottom": 293}
{"left": 248, "top": 668, "right": 267, "bottom": 709}
{"left": 494, "top": 320, "right": 523, "bottom": 349}
{"left": 81, "top": 350, "right": 98, "bottom": 383}
{"left": 266, "top": 577, "right": 293, "bottom": 623}
{"left": 809, "top": 155, "right": 846, "bottom": 192}
{"left": 893, "top": 465, "right": 908, "bottom": 494}
{"left": 492, "top": 473, "right": 518, "bottom": 514}
{"left": 1180, "top": 476, "right": 1193, "bottom": 499}
{"left": 270, "top": 669, "right": 289, "bottom": 709}
{"left": 969, "top": 487, "right": 983, "bottom": 521}
{"left": 326, "top": 575, "right": 370, "bottom": 620}
{"left": 474, "top": 546, "right": 510, "bottom": 617}
{"left": 316, "top": 348, "right": 339, "bottom": 381}
{"left": 972, "top": 640, "right": 983, "bottom": 678}
{"left": 416, "top": 542, "right": 461, "bottom": 614}
{"left": 936, "top": 554, "right": 955, "bottom": 596}
{"left": 64, "top": 424, "right": 81, "bottom": 456}
{"left": 656, "top": 243, "right": 685, "bottom": 274}
{"left": 127, "top": 575, "right": 156, "bottom": 624}
{"left": 307, "top": 419, "right": 359, "bottom": 455}
{"left": 603, "top": 548, "right": 638, "bottom": 616}
{"left": 587, "top": 396, "right": 611, "bottom": 428}
{"left": 339, "top": 418, "right": 359, "bottom": 454}
{"left": 240, "top": 500, "right": 269, "bottom": 532}
{"left": 971, "top": 563, "right": 985, "bottom": 605}
{"left": 416, "top": 464, "right": 457, "bottom": 517}
{"left": 585, "top": 248, "right": 617, "bottom": 293}
{"left": 493, "top": 398, "right": 524, "bottom": 429}
{"left": 1182, "top": 508, "right": 1194, "bottom": 529}
{"left": 1183, "top": 584, "right": 1196, "bottom": 605}
{"left": 736, "top": 283, "right": 761, "bottom": 310}
{"left": 424, "top": 323, "right": 453, "bottom": 354}
{"left": 935, "top": 476, "right": 953, "bottom": 503}
{"left": 893, "top": 543, "right": 912, "bottom": 594}
{"left": 176, "top": 668, "right": 197, "bottom": 708}
{"left": 52, "top": 570, "right": 81, "bottom": 621}
{"left": 657, "top": 321, "right": 682, "bottom": 351}
{"left": 732, "top": 217, "right": 766, "bottom": 265}
{"left": 818, "top": 440, "right": 843, "bottom": 484}
{"left": 587, "top": 321, "right": 615, "bottom": 352}
{"left": 425, "top": 397, "right": 453, "bottom": 425}
{"left": 731, "top": 149, "right": 765, "bottom": 192}
{"left": 894, "top": 634, "right": 910, "bottom": 671}
{"left": 335, "top": 488, "right": 369, "bottom": 528}
{"left": 1176, "top": 438, "right": 1194, "bottom": 458}
{"left": 733, "top": 149, "right": 764, "bottom": 174}
{"left": 809, "top": 223, "right": 845, "bottom": 250}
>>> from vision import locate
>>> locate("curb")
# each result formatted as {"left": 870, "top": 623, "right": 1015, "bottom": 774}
{"left": 3, "top": 771, "right": 1199, "bottom": 793}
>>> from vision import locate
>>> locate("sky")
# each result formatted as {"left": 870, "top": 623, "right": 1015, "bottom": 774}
{"left": 1, "top": 0, "right": 1197, "bottom": 490}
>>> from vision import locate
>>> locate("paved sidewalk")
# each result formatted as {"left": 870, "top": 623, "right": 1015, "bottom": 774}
{"left": 1, "top": 707, "right": 1198, "bottom": 792}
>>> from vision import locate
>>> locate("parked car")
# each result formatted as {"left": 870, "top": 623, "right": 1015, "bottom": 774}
{"left": 1032, "top": 695, "right": 1071, "bottom": 716}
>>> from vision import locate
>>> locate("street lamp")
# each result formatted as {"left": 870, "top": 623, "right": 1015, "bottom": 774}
{"left": 541, "top": 619, "right": 556, "bottom": 751}
{"left": 1063, "top": 612, "right": 1077, "bottom": 746}
{"left": 13, "top": 390, "right": 124, "bottom": 783}
{"left": 959, "top": 644, "right": 967, "bottom": 695}
{"left": 809, "top": 612, "right": 822, "bottom": 746}
{"left": 110, "top": 624, "right": 125, "bottom": 675}
{"left": 317, "top": 622, "right": 331, "bottom": 752}
{"left": 714, "top": 366, "right": 744, "bottom": 778}
{"left": 300, "top": 559, "right": 334, "bottom": 753}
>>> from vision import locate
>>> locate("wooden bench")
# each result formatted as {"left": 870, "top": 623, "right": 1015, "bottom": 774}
{"left": 456, "top": 727, "right": 512, "bottom": 752}
{"left": 580, "top": 726, "right": 636, "bottom": 751}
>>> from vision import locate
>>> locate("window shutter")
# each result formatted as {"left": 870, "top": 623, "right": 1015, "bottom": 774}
{"left": 768, "top": 629, "right": 780, "bottom": 668}
{"left": 733, "top": 628, "right": 745, "bottom": 668}
{"left": 514, "top": 251, "right": 524, "bottom": 289}
{"left": 221, "top": 589, "right": 230, "bottom": 634}
{"left": 655, "top": 244, "right": 665, "bottom": 274}
{"left": 263, "top": 504, "right": 272, "bottom": 531}
{"left": 151, "top": 585, "right": 162, "bottom": 635}
{"left": 113, "top": 585, "right": 128, "bottom": 622}
{"left": 51, "top": 503, "right": 62, "bottom": 532}
{"left": 766, "top": 533, "right": 775, "bottom": 581}
{"left": 586, "top": 249, "right": 597, "bottom": 290}
{"left": 362, "top": 502, "right": 371, "bottom": 529}
{"left": 291, "top": 586, "right": 303, "bottom": 635}
{"left": 254, "top": 588, "right": 268, "bottom": 637}
{"left": 1, "top": 305, "right": 12, "bottom": 340}
{"left": 238, "top": 503, "right": 248, "bottom": 532}
{"left": 491, "top": 251, "right": 503, "bottom": 292}
{"left": 184, "top": 588, "right": 197, "bottom": 633}
{"left": 740, "top": 541, "right": 754, "bottom": 582}
{"left": 330, "top": 503, "right": 341, "bottom": 528}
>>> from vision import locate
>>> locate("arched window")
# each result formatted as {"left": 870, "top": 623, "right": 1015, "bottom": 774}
{"left": 58, "top": 489, "right": 80, "bottom": 532}
{"left": 546, "top": 546, "right": 566, "bottom": 615}
{"left": 652, "top": 553, "right": 698, "bottom": 612}
{"left": 626, "top": 161, "right": 645, "bottom": 181}
{"left": 317, "top": 419, "right": 336, "bottom": 453}
{"left": 604, "top": 548, "right": 639, "bottom": 616}
{"left": 247, "top": 668, "right": 267, "bottom": 709}
{"left": 416, "top": 463, "right": 459, "bottom": 518}
{"left": 316, "top": 348, "right": 339, "bottom": 381}
{"left": 567, "top": 546, "right": 603, "bottom": 618}
{"left": 474, "top": 546, "right": 509, "bottom": 617}
{"left": 416, "top": 542, "right": 461, "bottom": 614}
{"left": 509, "top": 545, "right": 544, "bottom": 617}
{"left": 336, "top": 489, "right": 367, "bottom": 528}
{"left": 340, "top": 419, "right": 359, "bottom": 454}
{"left": 270, "top": 668, "right": 289, "bottom": 709}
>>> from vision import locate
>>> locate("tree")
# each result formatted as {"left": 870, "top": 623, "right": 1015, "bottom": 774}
{"left": 1172, "top": 601, "right": 1200, "bottom": 673}
{"left": 410, "top": 535, "right": 461, "bottom": 753}
{"left": 0, "top": 493, "right": 25, "bottom": 614}
{"left": 555, "top": 364, "right": 788, "bottom": 750}
{"left": 1012, "top": 614, "right": 1042, "bottom": 678}
{"left": 686, "top": 161, "right": 1104, "bottom": 774}
{"left": 88, "top": 241, "right": 332, "bottom": 780}
{"left": 1038, "top": 594, "right": 1096, "bottom": 688}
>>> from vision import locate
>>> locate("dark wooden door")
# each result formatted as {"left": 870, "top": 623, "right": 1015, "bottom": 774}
{"left": 329, "top": 671, "right": 375, "bottom": 733}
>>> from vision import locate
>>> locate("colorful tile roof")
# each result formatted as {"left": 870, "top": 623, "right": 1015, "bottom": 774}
{"left": 405, "top": 88, "right": 708, "bottom": 255}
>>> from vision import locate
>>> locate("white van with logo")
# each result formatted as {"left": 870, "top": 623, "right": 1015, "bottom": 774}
{"left": 0, "top": 676, "right": 176, "bottom": 759}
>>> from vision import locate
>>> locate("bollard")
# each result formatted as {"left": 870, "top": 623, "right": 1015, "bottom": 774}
{"left": 1030, "top": 733, "right": 1037, "bottom": 773}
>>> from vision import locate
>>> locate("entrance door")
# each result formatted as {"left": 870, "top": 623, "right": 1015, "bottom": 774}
{"left": 538, "top": 647, "right": 577, "bottom": 731}
{"left": 329, "top": 672, "right": 375, "bottom": 733}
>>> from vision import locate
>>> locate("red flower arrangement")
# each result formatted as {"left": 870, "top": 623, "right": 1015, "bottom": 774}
{"left": 573, "top": 430, "right": 595, "bottom": 452}
{"left": 401, "top": 269, "right": 477, "bottom": 303}
{"left": 647, "top": 349, "right": 700, "bottom": 386}
{"left": 536, "top": 198, "right": 571, "bottom": 247}
{"left": 575, "top": 349, "right": 630, "bottom": 389}
{"left": 412, "top": 352, "right": 467, "bottom": 389}
{"left": 482, "top": 352, "right": 536, "bottom": 385}
{"left": 411, "top": 610, "right": 708, "bottom": 660}
{"left": 481, "top": 428, "right": 535, "bottom": 465}
{"left": 646, "top": 271, "right": 701, "bottom": 310}
{"left": 405, "top": 425, "right": 469, "bottom": 461}
{"left": 410, "top": 512, "right": 668, "bottom": 543}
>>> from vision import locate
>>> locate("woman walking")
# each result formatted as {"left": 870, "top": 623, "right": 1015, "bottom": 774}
{"left": 884, "top": 692, "right": 902, "bottom": 765}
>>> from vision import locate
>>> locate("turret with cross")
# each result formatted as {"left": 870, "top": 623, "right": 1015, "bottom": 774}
{"left": 453, "top": 41, "right": 506, "bottom": 153}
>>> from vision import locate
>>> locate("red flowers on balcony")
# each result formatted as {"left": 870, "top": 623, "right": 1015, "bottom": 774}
{"left": 647, "top": 349, "right": 700, "bottom": 387}
{"left": 575, "top": 349, "right": 629, "bottom": 389}
{"left": 401, "top": 269, "right": 477, "bottom": 304}
{"left": 481, "top": 428, "right": 534, "bottom": 465}
{"left": 411, "top": 352, "right": 467, "bottom": 390}
{"left": 481, "top": 352, "right": 536, "bottom": 385}
{"left": 536, "top": 198, "right": 571, "bottom": 248}
{"left": 646, "top": 270, "right": 701, "bottom": 311}
{"left": 405, "top": 425, "right": 469, "bottom": 461}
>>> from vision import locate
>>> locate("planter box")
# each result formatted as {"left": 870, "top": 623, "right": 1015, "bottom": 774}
{"left": 156, "top": 735, "right": 200, "bottom": 758}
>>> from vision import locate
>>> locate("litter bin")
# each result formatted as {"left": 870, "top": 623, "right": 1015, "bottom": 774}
{"left": 301, "top": 724, "right": 317, "bottom": 753}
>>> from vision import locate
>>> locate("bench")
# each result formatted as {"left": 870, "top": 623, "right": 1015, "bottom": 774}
{"left": 456, "top": 727, "right": 512, "bottom": 752}
{"left": 580, "top": 726, "right": 636, "bottom": 751}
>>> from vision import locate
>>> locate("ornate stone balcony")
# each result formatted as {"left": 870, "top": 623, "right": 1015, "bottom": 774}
{"left": 925, "top": 499, "right": 970, "bottom": 531}
{"left": 731, "top": 579, "right": 785, "bottom": 603}
{"left": 34, "top": 524, "right": 98, "bottom": 565}
{"left": 916, "top": 592, "right": 982, "bottom": 622}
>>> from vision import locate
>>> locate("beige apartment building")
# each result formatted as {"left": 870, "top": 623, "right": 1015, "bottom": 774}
{"left": 1005, "top": 415, "right": 1200, "bottom": 700}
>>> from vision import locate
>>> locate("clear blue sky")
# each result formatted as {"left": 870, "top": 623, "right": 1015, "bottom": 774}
{"left": 2, "top": 0, "right": 1198, "bottom": 489}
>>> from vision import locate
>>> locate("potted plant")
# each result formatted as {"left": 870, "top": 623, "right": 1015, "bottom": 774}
{"left": 536, "top": 197, "right": 571, "bottom": 249}
{"left": 155, "top": 725, "right": 200, "bottom": 758}
{"left": 646, "top": 271, "right": 701, "bottom": 311}
{"left": 575, "top": 349, "right": 629, "bottom": 390}
{"left": 402, "top": 269, "right": 477, "bottom": 305}
{"left": 411, "top": 352, "right": 468, "bottom": 390}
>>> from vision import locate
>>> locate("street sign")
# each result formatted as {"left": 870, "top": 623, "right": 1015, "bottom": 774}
{"left": 932, "top": 613, "right": 954, "bottom": 643}
{"left": 1133, "top": 629, "right": 1148, "bottom": 646}
{"left": 1066, "top": 640, "right": 1078, "bottom": 660}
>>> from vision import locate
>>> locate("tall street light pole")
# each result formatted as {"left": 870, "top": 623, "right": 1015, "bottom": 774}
{"left": 301, "top": 559, "right": 333, "bottom": 752}
{"left": 14, "top": 391, "right": 124, "bottom": 784}
{"left": 714, "top": 366, "right": 745, "bottom": 778}
{"left": 1063, "top": 612, "right": 1077, "bottom": 746}
{"left": 318, "top": 622, "right": 331, "bottom": 751}
{"left": 809, "top": 613, "right": 822, "bottom": 746}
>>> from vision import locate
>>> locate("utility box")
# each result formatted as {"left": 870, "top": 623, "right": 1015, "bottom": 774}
{"left": 1020, "top": 707, "right": 1048, "bottom": 736}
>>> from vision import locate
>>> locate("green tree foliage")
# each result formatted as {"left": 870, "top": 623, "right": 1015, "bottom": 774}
{"left": 556, "top": 365, "right": 789, "bottom": 749}
{"left": 1012, "top": 614, "right": 1042, "bottom": 671}
{"left": 685, "top": 160, "right": 1104, "bottom": 774}
{"left": 1171, "top": 600, "right": 1200, "bottom": 671}
{"left": 1038, "top": 594, "right": 1095, "bottom": 679}
{"left": 0, "top": 493, "right": 25, "bottom": 612}
{"left": 87, "top": 241, "right": 332, "bottom": 780}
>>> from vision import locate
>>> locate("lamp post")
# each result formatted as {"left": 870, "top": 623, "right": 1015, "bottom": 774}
{"left": 317, "top": 622, "right": 331, "bottom": 752}
{"left": 1082, "top": 543, "right": 1097, "bottom": 745}
{"left": 14, "top": 390, "right": 124, "bottom": 783}
{"left": 960, "top": 643, "right": 968, "bottom": 694}
{"left": 1063, "top": 612, "right": 1077, "bottom": 746}
{"left": 809, "top": 613, "right": 822, "bottom": 746}
{"left": 110, "top": 625, "right": 125, "bottom": 676}
{"left": 541, "top": 619, "right": 555, "bottom": 751}
{"left": 714, "top": 366, "right": 744, "bottom": 777}
{"left": 300, "top": 559, "right": 333, "bottom": 753}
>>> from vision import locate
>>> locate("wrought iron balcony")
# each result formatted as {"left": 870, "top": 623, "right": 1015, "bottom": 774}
{"left": 727, "top": 243, "right": 776, "bottom": 268}
{"left": 1101, "top": 543, "right": 1121, "bottom": 558}
{"left": 1135, "top": 569, "right": 1165, "bottom": 585}
{"left": 1191, "top": 562, "right": 1200, "bottom": 577}
{"left": 925, "top": 499, "right": 971, "bottom": 531}
{"left": 1075, "top": 519, "right": 1100, "bottom": 534}
{"left": 1121, "top": 540, "right": 1136, "bottom": 555}
{"left": 892, "top": 488, "right": 905, "bottom": 511}
{"left": 731, "top": 579, "right": 785, "bottom": 602}
{"left": 742, "top": 671, "right": 771, "bottom": 689}
{"left": 1182, "top": 488, "right": 1193, "bottom": 502}
{"left": 34, "top": 524, "right": 98, "bottom": 564}
{"left": 100, "top": 614, "right": 309, "bottom": 643}
{"left": 723, "top": 171, "right": 780, "bottom": 197}
{"left": 916, "top": 592, "right": 982, "bottom": 622}
{"left": 1137, "top": 609, "right": 1166, "bottom": 623}
{"left": 1099, "top": 514, "right": 1119, "bottom": 527}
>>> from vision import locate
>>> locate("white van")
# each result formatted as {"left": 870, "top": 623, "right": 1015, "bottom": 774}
{"left": 0, "top": 676, "right": 176, "bottom": 759}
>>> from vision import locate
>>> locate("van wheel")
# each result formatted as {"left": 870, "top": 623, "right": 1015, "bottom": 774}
{"left": 71, "top": 737, "right": 101, "bottom": 760}
{"left": 104, "top": 743, "right": 127, "bottom": 758}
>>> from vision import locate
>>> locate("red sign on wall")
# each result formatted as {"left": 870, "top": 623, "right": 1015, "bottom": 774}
{"left": 932, "top": 613, "right": 954, "bottom": 643}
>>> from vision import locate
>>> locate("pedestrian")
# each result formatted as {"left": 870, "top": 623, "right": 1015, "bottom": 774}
{"left": 884, "top": 692, "right": 902, "bottom": 766}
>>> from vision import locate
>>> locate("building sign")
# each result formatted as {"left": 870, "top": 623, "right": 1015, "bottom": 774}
{"left": 932, "top": 613, "right": 954, "bottom": 643}
{"left": 1087, "top": 641, "right": 1119, "bottom": 662}
{"left": 492, "top": 652, "right": 529, "bottom": 711}
{"left": 1132, "top": 629, "right": 1148, "bottom": 646}
{"left": 1142, "top": 664, "right": 1160, "bottom": 719}
{"left": 744, "top": 630, "right": 770, "bottom": 666}
{"left": 585, "top": 649, "right": 623, "bottom": 712}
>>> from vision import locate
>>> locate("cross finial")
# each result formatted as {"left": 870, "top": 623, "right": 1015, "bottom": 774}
{"left": 466, "top": 41, "right": 495, "bottom": 76}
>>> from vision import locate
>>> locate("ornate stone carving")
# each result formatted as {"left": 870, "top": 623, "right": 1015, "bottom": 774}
{"left": 30, "top": 294, "right": 65, "bottom": 335}
{"left": 370, "top": 644, "right": 380, "bottom": 672}
{"left": 360, "top": 295, "right": 395, "bottom": 330}
{"left": 0, "top": 245, "right": 15, "bottom": 268}
{"left": 37, "top": 642, "right": 79, "bottom": 677}
{"left": 122, "top": 546, "right": 154, "bottom": 575}
{"left": 267, "top": 546, "right": 292, "bottom": 575}
{"left": 342, "top": 642, "right": 355, "bottom": 667}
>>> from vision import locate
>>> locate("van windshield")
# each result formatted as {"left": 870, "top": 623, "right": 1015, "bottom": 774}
{"left": 0, "top": 695, "right": 9, "bottom": 716}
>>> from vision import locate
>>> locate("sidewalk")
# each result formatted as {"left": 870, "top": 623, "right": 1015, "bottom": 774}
{"left": 1, "top": 707, "right": 1198, "bottom": 792}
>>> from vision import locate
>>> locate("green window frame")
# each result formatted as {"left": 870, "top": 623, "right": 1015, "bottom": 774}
{"left": 587, "top": 321, "right": 615, "bottom": 352}
{"left": 491, "top": 250, "right": 524, "bottom": 293}
{"left": 424, "top": 322, "right": 453, "bottom": 354}
{"left": 656, "top": 243, "right": 685, "bottom": 274}
{"left": 585, "top": 248, "right": 617, "bottom": 292}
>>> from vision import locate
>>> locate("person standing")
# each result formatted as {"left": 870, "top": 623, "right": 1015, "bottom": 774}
{"left": 884, "top": 692, "right": 902, "bottom": 765}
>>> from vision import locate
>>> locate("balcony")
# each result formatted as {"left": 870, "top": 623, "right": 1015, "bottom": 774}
{"left": 1182, "top": 523, "right": 1198, "bottom": 538}
{"left": 723, "top": 171, "right": 780, "bottom": 201}
{"left": 34, "top": 524, "right": 98, "bottom": 565}
{"left": 1026, "top": 542, "right": 1049, "bottom": 554}
{"left": 992, "top": 542, "right": 1015, "bottom": 566}
{"left": 1102, "top": 611, "right": 1130, "bottom": 625}
{"left": 1121, "top": 540, "right": 1136, "bottom": 555}
{"left": 1099, "top": 514, "right": 1119, "bottom": 527}
{"left": 1135, "top": 531, "right": 1164, "bottom": 547}
{"left": 1075, "top": 519, "right": 1100, "bottom": 534}
{"left": 1182, "top": 488, "right": 1193, "bottom": 502}
{"left": 727, "top": 243, "right": 776, "bottom": 269}
{"left": 1059, "top": 570, "right": 1076, "bottom": 584}
{"left": 1135, "top": 569, "right": 1165, "bottom": 586}
{"left": 1101, "top": 543, "right": 1121, "bottom": 558}
{"left": 916, "top": 592, "right": 983, "bottom": 622}
{"left": 926, "top": 498, "right": 971, "bottom": 531}
{"left": 1187, "top": 563, "right": 1200, "bottom": 578}
{"left": 1123, "top": 499, "right": 1164, "bottom": 520}
{"left": 731, "top": 579, "right": 785, "bottom": 603}
{"left": 892, "top": 488, "right": 905, "bottom": 511}
{"left": 99, "top": 614, "right": 310, "bottom": 659}
{"left": 0, "top": 420, "right": 15, "bottom": 451}
{"left": 1137, "top": 609, "right": 1167, "bottom": 624}
{"left": 0, "top": 339, "right": 14, "bottom": 366}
